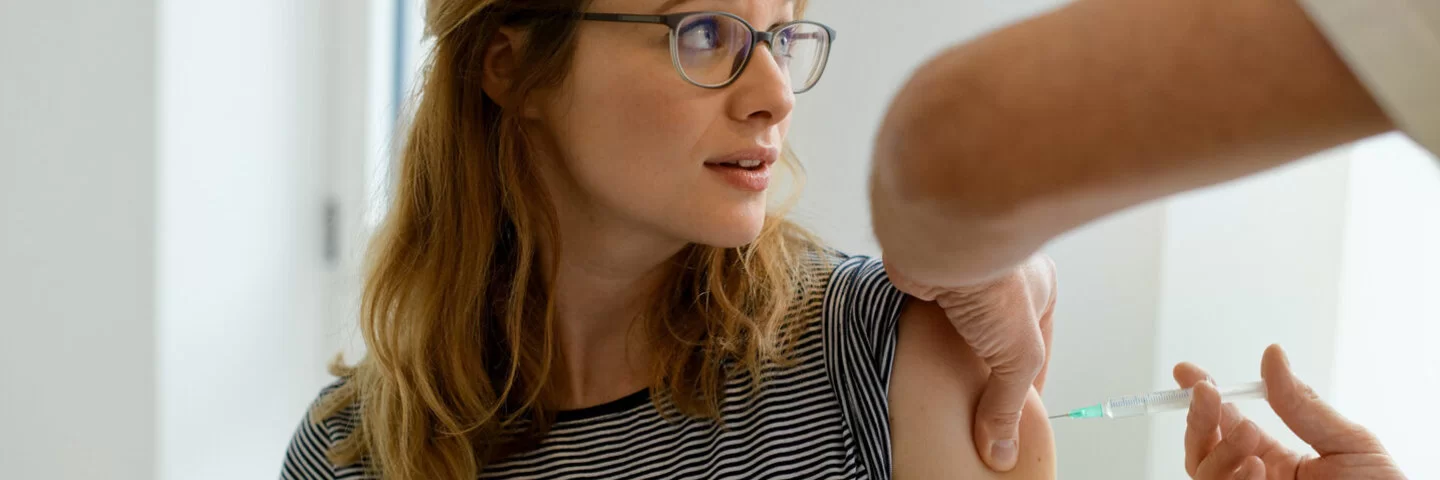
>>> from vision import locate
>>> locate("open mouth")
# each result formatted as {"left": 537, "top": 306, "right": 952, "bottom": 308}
{"left": 702, "top": 147, "right": 777, "bottom": 192}
{"left": 704, "top": 159, "right": 771, "bottom": 192}
{"left": 704, "top": 159, "right": 768, "bottom": 171}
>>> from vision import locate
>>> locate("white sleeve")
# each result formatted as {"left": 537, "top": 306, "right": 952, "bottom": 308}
{"left": 1299, "top": 0, "right": 1440, "bottom": 157}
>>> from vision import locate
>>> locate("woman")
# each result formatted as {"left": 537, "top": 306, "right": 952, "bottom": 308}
{"left": 281, "top": 0, "right": 1057, "bottom": 478}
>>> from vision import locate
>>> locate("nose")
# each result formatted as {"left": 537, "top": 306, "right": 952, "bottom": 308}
{"left": 725, "top": 45, "right": 796, "bottom": 128}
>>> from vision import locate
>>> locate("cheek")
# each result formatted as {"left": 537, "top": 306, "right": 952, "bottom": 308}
{"left": 552, "top": 43, "right": 714, "bottom": 198}
{"left": 569, "top": 50, "right": 703, "bottom": 152}
{"left": 568, "top": 73, "right": 695, "bottom": 189}
{"left": 542, "top": 38, "right": 770, "bottom": 246}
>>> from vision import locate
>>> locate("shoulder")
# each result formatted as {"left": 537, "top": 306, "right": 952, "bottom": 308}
{"left": 812, "top": 252, "right": 908, "bottom": 342}
{"left": 281, "top": 378, "right": 364, "bottom": 480}
{"left": 309, "top": 378, "right": 361, "bottom": 442}
{"left": 887, "top": 300, "right": 1057, "bottom": 479}
{"left": 803, "top": 250, "right": 904, "bottom": 310}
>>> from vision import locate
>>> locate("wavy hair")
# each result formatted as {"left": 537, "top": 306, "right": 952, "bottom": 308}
{"left": 312, "top": 0, "right": 819, "bottom": 478}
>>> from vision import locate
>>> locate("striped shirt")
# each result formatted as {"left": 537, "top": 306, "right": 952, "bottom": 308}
{"left": 281, "top": 253, "right": 908, "bottom": 479}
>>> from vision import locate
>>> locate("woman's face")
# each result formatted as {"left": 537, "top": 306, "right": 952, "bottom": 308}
{"left": 536, "top": 0, "right": 799, "bottom": 249}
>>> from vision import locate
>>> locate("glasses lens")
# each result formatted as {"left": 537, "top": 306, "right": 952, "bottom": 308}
{"left": 674, "top": 13, "right": 753, "bottom": 87}
{"left": 774, "top": 22, "right": 830, "bottom": 92}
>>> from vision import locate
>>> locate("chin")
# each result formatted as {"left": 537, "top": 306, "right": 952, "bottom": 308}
{"left": 703, "top": 227, "right": 764, "bottom": 249}
{"left": 685, "top": 206, "right": 768, "bottom": 249}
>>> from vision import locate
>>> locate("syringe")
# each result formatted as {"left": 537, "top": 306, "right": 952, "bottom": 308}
{"left": 1049, "top": 381, "right": 1267, "bottom": 420}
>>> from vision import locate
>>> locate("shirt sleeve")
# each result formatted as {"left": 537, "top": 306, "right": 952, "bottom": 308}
{"left": 1299, "top": 0, "right": 1440, "bottom": 157}
{"left": 821, "top": 254, "right": 909, "bottom": 480}
{"left": 280, "top": 380, "right": 360, "bottom": 480}
{"left": 824, "top": 255, "right": 909, "bottom": 385}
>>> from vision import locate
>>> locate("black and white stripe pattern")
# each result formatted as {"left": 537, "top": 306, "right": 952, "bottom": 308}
{"left": 281, "top": 253, "right": 907, "bottom": 479}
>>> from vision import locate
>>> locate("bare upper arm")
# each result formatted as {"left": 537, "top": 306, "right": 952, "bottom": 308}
{"left": 889, "top": 298, "right": 1056, "bottom": 480}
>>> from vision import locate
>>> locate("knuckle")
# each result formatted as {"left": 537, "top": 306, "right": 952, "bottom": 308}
{"left": 1342, "top": 425, "right": 1383, "bottom": 446}
{"left": 1185, "top": 410, "right": 1206, "bottom": 429}
{"left": 987, "top": 408, "right": 1025, "bottom": 429}
{"left": 1298, "top": 383, "right": 1322, "bottom": 402}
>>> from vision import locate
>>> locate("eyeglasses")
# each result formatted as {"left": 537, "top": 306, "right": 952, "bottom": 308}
{"left": 578, "top": 12, "right": 837, "bottom": 93}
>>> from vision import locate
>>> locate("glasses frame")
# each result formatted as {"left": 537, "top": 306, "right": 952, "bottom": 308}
{"left": 579, "top": 11, "right": 837, "bottom": 93}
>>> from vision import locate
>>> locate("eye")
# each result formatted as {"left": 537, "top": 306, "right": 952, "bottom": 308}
{"left": 774, "top": 30, "right": 793, "bottom": 55}
{"left": 678, "top": 18, "right": 721, "bottom": 51}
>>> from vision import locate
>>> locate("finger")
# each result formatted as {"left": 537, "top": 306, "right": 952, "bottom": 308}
{"left": 1233, "top": 456, "right": 1265, "bottom": 480}
{"left": 1174, "top": 363, "right": 1244, "bottom": 432}
{"left": 1261, "top": 344, "right": 1387, "bottom": 455}
{"left": 939, "top": 269, "right": 1047, "bottom": 472}
{"left": 1022, "top": 254, "right": 1058, "bottom": 315}
{"left": 1173, "top": 362, "right": 1213, "bottom": 389}
{"left": 1218, "top": 401, "right": 1246, "bottom": 434}
{"left": 1033, "top": 305, "right": 1055, "bottom": 394}
{"left": 972, "top": 370, "right": 1034, "bottom": 472}
{"left": 1184, "top": 380, "right": 1224, "bottom": 477}
{"left": 953, "top": 320, "right": 1044, "bottom": 472}
{"left": 1031, "top": 253, "right": 1065, "bottom": 392}
{"left": 1196, "top": 420, "right": 1263, "bottom": 480}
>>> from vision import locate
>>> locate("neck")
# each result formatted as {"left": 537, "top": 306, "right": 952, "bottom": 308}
{"left": 546, "top": 210, "right": 686, "bottom": 410}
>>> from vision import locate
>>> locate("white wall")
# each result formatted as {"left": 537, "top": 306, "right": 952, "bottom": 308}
{"left": 1148, "top": 149, "right": 1354, "bottom": 479}
{"left": 1333, "top": 134, "right": 1440, "bottom": 480}
{"left": 0, "top": 1, "right": 158, "bottom": 479}
{"left": 1042, "top": 205, "right": 1167, "bottom": 479}
{"left": 326, "top": 0, "right": 392, "bottom": 366}
{"left": 156, "top": 1, "right": 345, "bottom": 479}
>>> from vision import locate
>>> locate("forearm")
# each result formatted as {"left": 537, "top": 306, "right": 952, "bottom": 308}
{"left": 871, "top": 0, "right": 1391, "bottom": 285}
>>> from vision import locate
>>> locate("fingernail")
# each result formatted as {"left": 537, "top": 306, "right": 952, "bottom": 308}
{"left": 990, "top": 440, "right": 1017, "bottom": 467}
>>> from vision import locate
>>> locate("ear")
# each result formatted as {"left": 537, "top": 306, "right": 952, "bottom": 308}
{"left": 480, "top": 27, "right": 539, "bottom": 117}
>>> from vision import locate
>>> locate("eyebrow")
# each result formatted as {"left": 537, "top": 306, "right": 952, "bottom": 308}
{"left": 655, "top": 0, "right": 695, "bottom": 12}
{"left": 653, "top": 0, "right": 796, "bottom": 14}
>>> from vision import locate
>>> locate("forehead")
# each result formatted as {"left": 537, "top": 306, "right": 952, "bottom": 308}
{"left": 588, "top": 0, "right": 798, "bottom": 15}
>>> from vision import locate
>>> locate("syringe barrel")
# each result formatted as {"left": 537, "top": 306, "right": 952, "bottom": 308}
{"left": 1216, "top": 381, "right": 1268, "bottom": 403}
{"left": 1103, "top": 381, "right": 1267, "bottom": 418}
{"left": 1101, "top": 394, "right": 1155, "bottom": 418}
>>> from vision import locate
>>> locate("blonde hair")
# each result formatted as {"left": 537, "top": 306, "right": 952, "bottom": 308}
{"left": 312, "top": 1, "right": 820, "bottom": 479}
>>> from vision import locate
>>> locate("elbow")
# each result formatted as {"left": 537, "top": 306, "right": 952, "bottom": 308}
{"left": 870, "top": 53, "right": 1060, "bottom": 285}
{"left": 871, "top": 52, "right": 1038, "bottom": 229}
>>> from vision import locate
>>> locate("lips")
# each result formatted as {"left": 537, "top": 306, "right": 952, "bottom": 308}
{"left": 703, "top": 147, "right": 780, "bottom": 169}
{"left": 710, "top": 158, "right": 767, "bottom": 169}
{"left": 703, "top": 146, "right": 779, "bottom": 192}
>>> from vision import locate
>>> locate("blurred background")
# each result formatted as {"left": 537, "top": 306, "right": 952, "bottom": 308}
{"left": 2, "top": 0, "right": 1436, "bottom": 479}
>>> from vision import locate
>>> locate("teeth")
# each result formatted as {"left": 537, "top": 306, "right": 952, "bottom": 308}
{"left": 738, "top": 159, "right": 762, "bottom": 168}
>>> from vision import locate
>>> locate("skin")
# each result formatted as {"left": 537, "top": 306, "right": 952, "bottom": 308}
{"left": 872, "top": 0, "right": 1393, "bottom": 288}
{"left": 889, "top": 254, "right": 1058, "bottom": 471}
{"left": 484, "top": 0, "right": 1059, "bottom": 478}
{"left": 869, "top": 0, "right": 1393, "bottom": 468}
{"left": 484, "top": 0, "right": 798, "bottom": 407}
{"left": 1173, "top": 345, "right": 1404, "bottom": 479}
{"left": 890, "top": 297, "right": 1057, "bottom": 480}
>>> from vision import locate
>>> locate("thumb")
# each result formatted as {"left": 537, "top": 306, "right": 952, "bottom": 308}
{"left": 973, "top": 372, "right": 1031, "bottom": 472}
{"left": 937, "top": 277, "right": 1046, "bottom": 473}
{"left": 1261, "top": 344, "right": 1387, "bottom": 456}
{"left": 959, "top": 317, "right": 1044, "bottom": 472}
